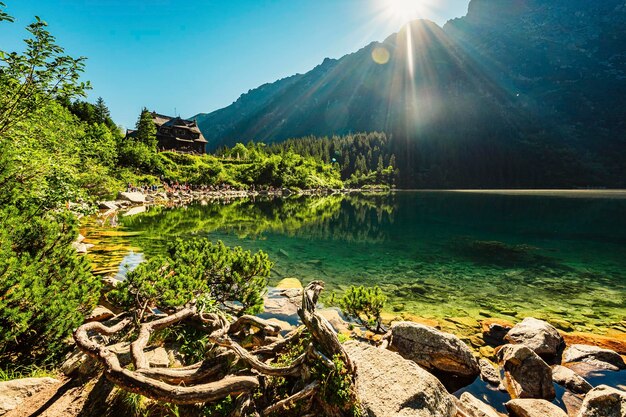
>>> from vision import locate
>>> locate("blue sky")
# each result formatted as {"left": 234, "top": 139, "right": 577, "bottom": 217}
{"left": 2, "top": 0, "right": 470, "bottom": 128}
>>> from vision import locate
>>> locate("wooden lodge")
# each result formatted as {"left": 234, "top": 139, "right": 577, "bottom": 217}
{"left": 127, "top": 112, "right": 207, "bottom": 154}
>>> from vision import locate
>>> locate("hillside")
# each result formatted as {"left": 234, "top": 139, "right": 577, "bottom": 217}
{"left": 193, "top": 0, "right": 626, "bottom": 188}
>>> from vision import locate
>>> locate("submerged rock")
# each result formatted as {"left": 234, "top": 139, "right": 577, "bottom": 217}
{"left": 505, "top": 399, "right": 567, "bottom": 417}
{"left": 578, "top": 385, "right": 626, "bottom": 417}
{"left": 0, "top": 377, "right": 60, "bottom": 415}
{"left": 390, "top": 321, "right": 480, "bottom": 378}
{"left": 344, "top": 340, "right": 455, "bottom": 417}
{"left": 505, "top": 317, "right": 564, "bottom": 361}
{"left": 551, "top": 364, "right": 592, "bottom": 395}
{"left": 563, "top": 344, "right": 626, "bottom": 371}
{"left": 497, "top": 344, "right": 555, "bottom": 400}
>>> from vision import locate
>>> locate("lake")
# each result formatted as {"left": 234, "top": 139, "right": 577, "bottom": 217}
{"left": 84, "top": 190, "right": 626, "bottom": 336}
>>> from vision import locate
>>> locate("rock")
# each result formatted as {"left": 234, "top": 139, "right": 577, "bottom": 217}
{"left": 71, "top": 241, "right": 94, "bottom": 253}
{"left": 458, "top": 392, "right": 505, "bottom": 417}
{"left": 0, "top": 377, "right": 60, "bottom": 415}
{"left": 117, "top": 191, "right": 146, "bottom": 203}
{"left": 344, "top": 340, "right": 455, "bottom": 417}
{"left": 264, "top": 318, "right": 294, "bottom": 333}
{"left": 479, "top": 346, "right": 497, "bottom": 361}
{"left": 481, "top": 318, "right": 514, "bottom": 346}
{"left": 497, "top": 344, "right": 555, "bottom": 400}
{"left": 479, "top": 358, "right": 501, "bottom": 386}
{"left": 102, "top": 276, "right": 121, "bottom": 291}
{"left": 98, "top": 201, "right": 118, "bottom": 210}
{"left": 505, "top": 317, "right": 565, "bottom": 360}
{"left": 563, "top": 344, "right": 625, "bottom": 370}
{"left": 505, "top": 399, "right": 567, "bottom": 417}
{"left": 86, "top": 306, "right": 115, "bottom": 323}
{"left": 275, "top": 277, "right": 302, "bottom": 289}
{"left": 578, "top": 385, "right": 626, "bottom": 417}
{"left": 562, "top": 332, "right": 626, "bottom": 355}
{"left": 390, "top": 321, "right": 480, "bottom": 378}
{"left": 122, "top": 205, "right": 147, "bottom": 217}
{"left": 551, "top": 364, "right": 592, "bottom": 394}
{"left": 318, "top": 309, "right": 349, "bottom": 334}
{"left": 144, "top": 347, "right": 170, "bottom": 368}
{"left": 60, "top": 349, "right": 98, "bottom": 377}
{"left": 561, "top": 391, "right": 583, "bottom": 417}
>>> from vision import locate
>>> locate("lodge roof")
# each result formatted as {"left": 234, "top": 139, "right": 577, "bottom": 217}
{"left": 150, "top": 111, "right": 207, "bottom": 143}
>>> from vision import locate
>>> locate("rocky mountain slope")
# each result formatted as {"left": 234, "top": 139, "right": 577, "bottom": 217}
{"left": 193, "top": 0, "right": 626, "bottom": 187}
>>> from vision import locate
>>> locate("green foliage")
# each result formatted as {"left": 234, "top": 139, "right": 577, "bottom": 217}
{"left": 135, "top": 107, "right": 158, "bottom": 149}
{"left": 110, "top": 238, "right": 272, "bottom": 315}
{"left": 0, "top": 8, "right": 90, "bottom": 137}
{"left": 0, "top": 364, "right": 56, "bottom": 381}
{"left": 0, "top": 208, "right": 101, "bottom": 366}
{"left": 339, "top": 286, "right": 386, "bottom": 333}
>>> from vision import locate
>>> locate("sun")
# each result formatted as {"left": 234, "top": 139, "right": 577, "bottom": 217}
{"left": 383, "top": 0, "right": 423, "bottom": 22}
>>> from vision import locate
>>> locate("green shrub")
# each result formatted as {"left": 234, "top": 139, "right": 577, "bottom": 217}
{"left": 339, "top": 285, "right": 386, "bottom": 333}
{"left": 110, "top": 238, "right": 272, "bottom": 315}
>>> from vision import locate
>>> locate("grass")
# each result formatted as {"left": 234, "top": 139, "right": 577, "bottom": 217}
{"left": 0, "top": 365, "right": 57, "bottom": 381}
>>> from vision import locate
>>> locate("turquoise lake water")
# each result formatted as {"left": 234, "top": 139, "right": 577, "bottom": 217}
{"left": 86, "top": 191, "right": 626, "bottom": 336}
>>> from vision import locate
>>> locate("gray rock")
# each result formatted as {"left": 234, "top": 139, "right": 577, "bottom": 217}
{"left": 563, "top": 344, "right": 626, "bottom": 370}
{"left": 391, "top": 321, "right": 480, "bottom": 378}
{"left": 578, "top": 385, "right": 626, "bottom": 417}
{"left": 144, "top": 347, "right": 169, "bottom": 368}
{"left": 479, "top": 358, "right": 501, "bottom": 386}
{"left": 457, "top": 392, "right": 505, "bottom": 417}
{"left": 98, "top": 201, "right": 119, "bottom": 210}
{"left": 60, "top": 349, "right": 98, "bottom": 377}
{"left": 551, "top": 364, "right": 592, "bottom": 395}
{"left": 505, "top": 317, "right": 564, "bottom": 360}
{"left": 0, "top": 377, "right": 59, "bottom": 415}
{"left": 86, "top": 306, "right": 115, "bottom": 323}
{"left": 497, "top": 344, "right": 555, "bottom": 400}
{"left": 344, "top": 340, "right": 455, "bottom": 417}
{"left": 505, "top": 399, "right": 568, "bottom": 417}
{"left": 117, "top": 191, "right": 146, "bottom": 203}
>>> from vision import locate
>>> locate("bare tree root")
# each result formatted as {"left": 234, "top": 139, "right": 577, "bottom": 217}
{"left": 74, "top": 281, "right": 359, "bottom": 413}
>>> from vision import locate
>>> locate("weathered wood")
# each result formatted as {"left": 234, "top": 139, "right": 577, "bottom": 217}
{"left": 262, "top": 381, "right": 319, "bottom": 416}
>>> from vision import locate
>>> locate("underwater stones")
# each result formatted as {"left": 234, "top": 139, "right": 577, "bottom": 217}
{"left": 275, "top": 277, "right": 302, "bottom": 289}
{"left": 563, "top": 344, "right": 626, "bottom": 371}
{"left": 497, "top": 344, "right": 555, "bottom": 400}
{"left": 551, "top": 365, "right": 592, "bottom": 395}
{"left": 481, "top": 318, "right": 514, "bottom": 347}
{"left": 578, "top": 385, "right": 626, "bottom": 417}
{"left": 562, "top": 332, "right": 626, "bottom": 355}
{"left": 505, "top": 399, "right": 567, "bottom": 417}
{"left": 456, "top": 392, "right": 505, "bottom": 417}
{"left": 344, "top": 340, "right": 455, "bottom": 417}
{"left": 505, "top": 317, "right": 565, "bottom": 361}
{"left": 390, "top": 322, "right": 480, "bottom": 378}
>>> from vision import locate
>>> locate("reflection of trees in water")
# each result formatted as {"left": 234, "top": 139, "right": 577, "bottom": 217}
{"left": 118, "top": 194, "right": 398, "bottom": 255}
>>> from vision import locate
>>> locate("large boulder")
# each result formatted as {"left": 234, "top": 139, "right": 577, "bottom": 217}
{"left": 0, "top": 377, "right": 60, "bottom": 415}
{"left": 478, "top": 358, "right": 501, "bottom": 387}
{"left": 344, "top": 340, "right": 455, "bottom": 417}
{"left": 505, "top": 399, "right": 568, "bottom": 417}
{"left": 563, "top": 344, "right": 626, "bottom": 371}
{"left": 390, "top": 321, "right": 480, "bottom": 378}
{"left": 497, "top": 344, "right": 555, "bottom": 400}
{"left": 504, "top": 318, "right": 564, "bottom": 360}
{"left": 117, "top": 191, "right": 146, "bottom": 203}
{"left": 456, "top": 392, "right": 505, "bottom": 417}
{"left": 551, "top": 364, "right": 592, "bottom": 395}
{"left": 578, "top": 385, "right": 626, "bottom": 417}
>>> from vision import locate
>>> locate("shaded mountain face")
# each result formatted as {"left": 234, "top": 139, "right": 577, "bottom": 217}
{"left": 193, "top": 0, "right": 626, "bottom": 187}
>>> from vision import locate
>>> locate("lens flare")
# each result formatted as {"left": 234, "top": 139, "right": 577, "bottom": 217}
{"left": 371, "top": 46, "right": 390, "bottom": 64}
{"left": 384, "top": 0, "right": 423, "bottom": 22}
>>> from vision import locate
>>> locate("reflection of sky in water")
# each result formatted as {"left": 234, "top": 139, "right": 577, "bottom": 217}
{"left": 115, "top": 251, "right": 144, "bottom": 280}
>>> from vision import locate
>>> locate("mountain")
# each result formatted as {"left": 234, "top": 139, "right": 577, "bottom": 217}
{"left": 193, "top": 0, "right": 626, "bottom": 188}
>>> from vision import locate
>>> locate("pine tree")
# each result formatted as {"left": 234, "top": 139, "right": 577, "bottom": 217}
{"left": 94, "top": 97, "right": 111, "bottom": 124}
{"left": 135, "top": 107, "right": 157, "bottom": 149}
